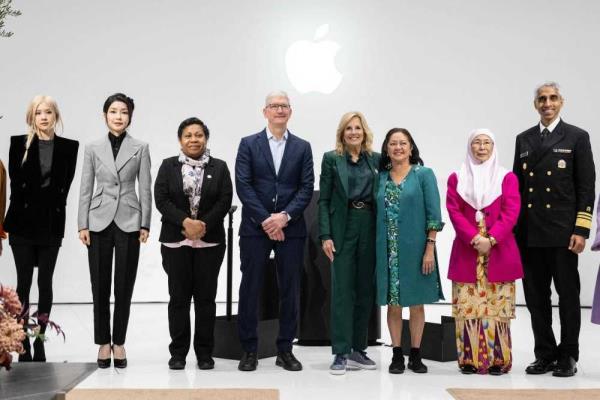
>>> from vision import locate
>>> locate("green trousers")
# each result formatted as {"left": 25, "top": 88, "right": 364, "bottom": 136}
{"left": 330, "top": 208, "right": 375, "bottom": 355}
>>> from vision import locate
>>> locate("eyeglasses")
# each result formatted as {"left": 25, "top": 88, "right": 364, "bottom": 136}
{"left": 266, "top": 104, "right": 291, "bottom": 111}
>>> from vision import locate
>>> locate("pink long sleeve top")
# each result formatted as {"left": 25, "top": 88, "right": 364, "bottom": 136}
{"left": 446, "top": 172, "right": 523, "bottom": 283}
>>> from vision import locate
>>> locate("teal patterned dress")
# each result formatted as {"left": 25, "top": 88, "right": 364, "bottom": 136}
{"left": 375, "top": 166, "right": 445, "bottom": 306}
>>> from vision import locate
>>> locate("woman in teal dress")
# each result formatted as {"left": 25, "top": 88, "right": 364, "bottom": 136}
{"left": 375, "top": 128, "right": 444, "bottom": 374}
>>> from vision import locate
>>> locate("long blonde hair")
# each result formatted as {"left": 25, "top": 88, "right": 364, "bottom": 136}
{"left": 23, "top": 95, "right": 63, "bottom": 164}
{"left": 334, "top": 111, "right": 374, "bottom": 155}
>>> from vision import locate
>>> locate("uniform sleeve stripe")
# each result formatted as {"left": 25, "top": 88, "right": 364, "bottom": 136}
{"left": 576, "top": 213, "right": 593, "bottom": 221}
{"left": 575, "top": 217, "right": 592, "bottom": 229}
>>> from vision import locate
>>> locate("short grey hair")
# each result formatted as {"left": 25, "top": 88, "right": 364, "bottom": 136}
{"left": 534, "top": 81, "right": 563, "bottom": 100}
{"left": 265, "top": 90, "right": 290, "bottom": 106}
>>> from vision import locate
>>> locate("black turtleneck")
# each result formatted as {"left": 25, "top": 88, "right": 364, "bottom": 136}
{"left": 108, "top": 131, "right": 127, "bottom": 159}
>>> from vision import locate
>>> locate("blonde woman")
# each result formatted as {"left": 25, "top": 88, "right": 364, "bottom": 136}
{"left": 4, "top": 96, "right": 79, "bottom": 362}
{"left": 318, "top": 112, "right": 380, "bottom": 375}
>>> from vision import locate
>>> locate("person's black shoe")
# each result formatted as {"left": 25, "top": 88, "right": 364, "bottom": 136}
{"left": 407, "top": 348, "right": 427, "bottom": 373}
{"left": 112, "top": 345, "right": 127, "bottom": 369}
{"left": 488, "top": 365, "right": 503, "bottom": 375}
{"left": 32, "top": 338, "right": 46, "bottom": 362}
{"left": 168, "top": 357, "right": 186, "bottom": 370}
{"left": 96, "top": 344, "right": 111, "bottom": 369}
{"left": 552, "top": 356, "right": 577, "bottom": 377}
{"left": 19, "top": 338, "right": 32, "bottom": 362}
{"left": 388, "top": 347, "right": 405, "bottom": 374}
{"left": 460, "top": 364, "right": 478, "bottom": 374}
{"left": 525, "top": 358, "right": 556, "bottom": 374}
{"left": 197, "top": 356, "right": 215, "bottom": 370}
{"left": 238, "top": 352, "right": 258, "bottom": 371}
{"left": 275, "top": 351, "right": 302, "bottom": 371}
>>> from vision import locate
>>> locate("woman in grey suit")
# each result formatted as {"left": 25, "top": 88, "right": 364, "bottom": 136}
{"left": 77, "top": 93, "right": 152, "bottom": 368}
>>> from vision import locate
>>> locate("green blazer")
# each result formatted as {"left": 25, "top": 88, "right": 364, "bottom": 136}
{"left": 318, "top": 150, "right": 381, "bottom": 250}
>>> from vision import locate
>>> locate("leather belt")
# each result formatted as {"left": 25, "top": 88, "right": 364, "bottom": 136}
{"left": 348, "top": 200, "right": 372, "bottom": 210}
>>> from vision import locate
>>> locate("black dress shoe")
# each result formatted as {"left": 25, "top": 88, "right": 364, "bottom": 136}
{"left": 275, "top": 351, "right": 302, "bottom": 371}
{"left": 460, "top": 364, "right": 478, "bottom": 374}
{"left": 552, "top": 356, "right": 577, "bottom": 377}
{"left": 238, "top": 352, "right": 258, "bottom": 371}
{"left": 197, "top": 356, "right": 215, "bottom": 370}
{"left": 32, "top": 338, "right": 46, "bottom": 362}
{"left": 168, "top": 357, "right": 186, "bottom": 370}
{"left": 97, "top": 357, "right": 111, "bottom": 368}
{"left": 525, "top": 358, "right": 556, "bottom": 374}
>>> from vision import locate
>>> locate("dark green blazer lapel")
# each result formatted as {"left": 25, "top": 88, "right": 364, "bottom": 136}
{"left": 335, "top": 153, "right": 349, "bottom": 197}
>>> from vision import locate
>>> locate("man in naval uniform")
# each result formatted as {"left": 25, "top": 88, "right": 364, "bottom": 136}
{"left": 513, "top": 82, "right": 595, "bottom": 377}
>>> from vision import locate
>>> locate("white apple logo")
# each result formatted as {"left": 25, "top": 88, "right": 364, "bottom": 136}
{"left": 285, "top": 24, "right": 342, "bottom": 94}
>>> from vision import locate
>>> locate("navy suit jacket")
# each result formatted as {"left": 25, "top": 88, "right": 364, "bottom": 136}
{"left": 235, "top": 129, "right": 314, "bottom": 238}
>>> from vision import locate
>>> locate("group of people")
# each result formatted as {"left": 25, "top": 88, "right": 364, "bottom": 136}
{"left": 0, "top": 83, "right": 598, "bottom": 379}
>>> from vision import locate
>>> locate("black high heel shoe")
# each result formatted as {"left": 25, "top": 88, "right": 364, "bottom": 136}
{"left": 113, "top": 345, "right": 127, "bottom": 369}
{"left": 33, "top": 338, "right": 46, "bottom": 362}
{"left": 97, "top": 344, "right": 111, "bottom": 369}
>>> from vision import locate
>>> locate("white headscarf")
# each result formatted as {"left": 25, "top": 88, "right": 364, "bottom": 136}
{"left": 456, "top": 129, "right": 509, "bottom": 222}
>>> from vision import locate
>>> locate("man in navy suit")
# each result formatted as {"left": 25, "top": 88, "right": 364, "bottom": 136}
{"left": 235, "top": 91, "right": 314, "bottom": 371}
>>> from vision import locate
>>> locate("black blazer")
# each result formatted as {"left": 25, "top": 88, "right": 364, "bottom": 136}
{"left": 154, "top": 155, "right": 233, "bottom": 244}
{"left": 513, "top": 119, "right": 596, "bottom": 247}
{"left": 4, "top": 134, "right": 79, "bottom": 239}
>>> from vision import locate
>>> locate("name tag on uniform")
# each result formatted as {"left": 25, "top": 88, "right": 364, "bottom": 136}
{"left": 553, "top": 148, "right": 572, "bottom": 154}
{"left": 520, "top": 151, "right": 529, "bottom": 158}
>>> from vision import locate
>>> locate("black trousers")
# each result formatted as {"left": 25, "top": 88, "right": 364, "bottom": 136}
{"left": 161, "top": 244, "right": 226, "bottom": 360}
{"left": 88, "top": 222, "right": 140, "bottom": 345}
{"left": 522, "top": 246, "right": 580, "bottom": 361}
{"left": 11, "top": 244, "right": 60, "bottom": 334}
{"left": 238, "top": 236, "right": 304, "bottom": 353}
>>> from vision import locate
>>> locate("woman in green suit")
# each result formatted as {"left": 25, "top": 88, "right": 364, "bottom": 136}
{"left": 375, "top": 128, "right": 444, "bottom": 374}
{"left": 318, "top": 111, "right": 380, "bottom": 375}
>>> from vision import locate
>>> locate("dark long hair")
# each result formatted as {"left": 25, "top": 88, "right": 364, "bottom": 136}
{"left": 379, "top": 128, "right": 424, "bottom": 170}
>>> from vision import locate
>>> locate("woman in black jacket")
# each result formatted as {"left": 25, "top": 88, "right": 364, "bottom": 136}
{"left": 4, "top": 95, "right": 79, "bottom": 362}
{"left": 154, "top": 117, "right": 232, "bottom": 370}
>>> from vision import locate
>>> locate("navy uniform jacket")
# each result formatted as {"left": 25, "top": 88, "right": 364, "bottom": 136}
{"left": 513, "top": 119, "right": 595, "bottom": 247}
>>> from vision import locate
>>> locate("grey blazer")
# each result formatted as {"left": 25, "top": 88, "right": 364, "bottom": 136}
{"left": 78, "top": 134, "right": 152, "bottom": 233}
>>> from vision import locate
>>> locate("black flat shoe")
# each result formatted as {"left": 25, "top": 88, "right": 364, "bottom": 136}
{"left": 113, "top": 345, "right": 127, "bottom": 369}
{"left": 525, "top": 358, "right": 556, "bottom": 375}
{"left": 197, "top": 357, "right": 215, "bottom": 370}
{"left": 275, "top": 351, "right": 302, "bottom": 371}
{"left": 388, "top": 357, "right": 405, "bottom": 374}
{"left": 552, "top": 356, "right": 577, "bottom": 377}
{"left": 32, "top": 338, "right": 46, "bottom": 362}
{"left": 460, "top": 365, "right": 478, "bottom": 374}
{"left": 238, "top": 352, "right": 258, "bottom": 371}
{"left": 168, "top": 357, "right": 186, "bottom": 370}
{"left": 488, "top": 365, "right": 503, "bottom": 375}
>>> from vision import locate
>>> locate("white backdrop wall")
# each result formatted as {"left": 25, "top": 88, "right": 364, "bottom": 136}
{"left": 0, "top": 0, "right": 598, "bottom": 306}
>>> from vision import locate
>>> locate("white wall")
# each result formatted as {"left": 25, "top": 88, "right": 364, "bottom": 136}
{"left": 0, "top": 0, "right": 598, "bottom": 306}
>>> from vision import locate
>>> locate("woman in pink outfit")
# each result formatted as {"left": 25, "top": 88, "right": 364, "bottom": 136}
{"left": 591, "top": 199, "right": 600, "bottom": 325}
{"left": 446, "top": 129, "right": 523, "bottom": 375}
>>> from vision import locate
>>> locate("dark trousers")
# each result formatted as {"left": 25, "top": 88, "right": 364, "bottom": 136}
{"left": 330, "top": 209, "right": 375, "bottom": 355}
{"left": 161, "top": 244, "right": 226, "bottom": 360}
{"left": 88, "top": 222, "right": 140, "bottom": 345}
{"left": 522, "top": 246, "right": 580, "bottom": 361}
{"left": 238, "top": 235, "right": 304, "bottom": 353}
{"left": 11, "top": 244, "right": 60, "bottom": 334}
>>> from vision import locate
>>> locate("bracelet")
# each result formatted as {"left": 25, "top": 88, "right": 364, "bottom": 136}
{"left": 426, "top": 238, "right": 436, "bottom": 244}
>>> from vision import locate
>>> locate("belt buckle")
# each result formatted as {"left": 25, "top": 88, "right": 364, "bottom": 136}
{"left": 352, "top": 201, "right": 365, "bottom": 209}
